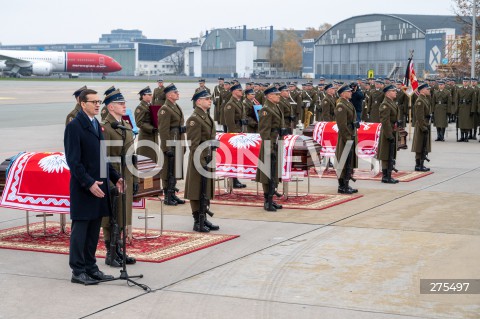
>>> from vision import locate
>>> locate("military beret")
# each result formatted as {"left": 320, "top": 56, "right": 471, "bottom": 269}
{"left": 138, "top": 86, "right": 152, "bottom": 95}
{"left": 191, "top": 89, "right": 211, "bottom": 102}
{"left": 157, "top": 79, "right": 164, "bottom": 82}
{"left": 198, "top": 79, "right": 206, "bottom": 83}
{"left": 73, "top": 85, "right": 87, "bottom": 98}
{"left": 324, "top": 83, "right": 334, "bottom": 90}
{"left": 418, "top": 83, "right": 431, "bottom": 91}
{"left": 104, "top": 86, "right": 116, "bottom": 96}
{"left": 383, "top": 84, "right": 396, "bottom": 93}
{"left": 337, "top": 84, "right": 352, "bottom": 94}
{"left": 230, "top": 83, "right": 243, "bottom": 91}
{"left": 264, "top": 86, "right": 280, "bottom": 95}
{"left": 245, "top": 88, "right": 255, "bottom": 95}
{"left": 218, "top": 77, "right": 224, "bottom": 80}
{"left": 163, "top": 83, "right": 178, "bottom": 94}
{"left": 103, "top": 90, "right": 126, "bottom": 105}
{"left": 278, "top": 85, "right": 288, "bottom": 91}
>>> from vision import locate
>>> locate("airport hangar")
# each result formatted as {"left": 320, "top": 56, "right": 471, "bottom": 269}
{"left": 0, "top": 42, "right": 182, "bottom": 77}
{"left": 301, "top": 14, "right": 466, "bottom": 80}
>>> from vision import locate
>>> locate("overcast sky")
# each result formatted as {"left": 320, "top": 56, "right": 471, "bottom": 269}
{"left": 1, "top": 0, "right": 456, "bottom": 45}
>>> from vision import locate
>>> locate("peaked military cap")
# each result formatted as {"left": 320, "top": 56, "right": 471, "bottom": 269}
{"left": 337, "top": 84, "right": 352, "bottom": 94}
{"left": 471, "top": 77, "right": 478, "bottom": 81}
{"left": 396, "top": 80, "right": 403, "bottom": 84}
{"left": 218, "top": 77, "right": 224, "bottom": 80}
{"left": 191, "top": 89, "right": 211, "bottom": 102}
{"left": 198, "top": 79, "right": 206, "bottom": 83}
{"left": 318, "top": 83, "right": 325, "bottom": 87}
{"left": 245, "top": 88, "right": 255, "bottom": 95}
{"left": 462, "top": 77, "right": 470, "bottom": 81}
{"left": 324, "top": 83, "right": 334, "bottom": 90}
{"left": 437, "top": 80, "right": 445, "bottom": 85}
{"left": 229, "top": 83, "right": 243, "bottom": 91}
{"left": 163, "top": 83, "right": 178, "bottom": 94}
{"left": 264, "top": 86, "right": 280, "bottom": 95}
{"left": 104, "top": 86, "right": 116, "bottom": 96}
{"left": 278, "top": 85, "right": 288, "bottom": 91}
{"left": 224, "top": 81, "right": 231, "bottom": 85}
{"left": 103, "top": 90, "right": 126, "bottom": 105}
{"left": 157, "top": 79, "right": 164, "bottom": 82}
{"left": 318, "top": 77, "right": 326, "bottom": 81}
{"left": 138, "top": 86, "right": 152, "bottom": 95}
{"left": 73, "top": 85, "right": 87, "bottom": 98}
{"left": 418, "top": 83, "right": 431, "bottom": 91}
{"left": 288, "top": 83, "right": 296, "bottom": 87}
{"left": 383, "top": 84, "right": 396, "bottom": 93}
{"left": 375, "top": 79, "right": 384, "bottom": 84}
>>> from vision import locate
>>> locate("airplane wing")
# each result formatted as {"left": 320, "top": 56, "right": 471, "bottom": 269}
{"left": 0, "top": 53, "right": 32, "bottom": 67}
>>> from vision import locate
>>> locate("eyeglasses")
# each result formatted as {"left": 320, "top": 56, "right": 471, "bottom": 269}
{"left": 86, "top": 100, "right": 102, "bottom": 105}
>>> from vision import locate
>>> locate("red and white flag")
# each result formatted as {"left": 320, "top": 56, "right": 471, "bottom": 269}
{"left": 403, "top": 57, "right": 419, "bottom": 95}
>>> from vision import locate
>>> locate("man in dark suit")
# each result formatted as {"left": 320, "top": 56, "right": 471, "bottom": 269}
{"left": 64, "top": 89, "right": 123, "bottom": 285}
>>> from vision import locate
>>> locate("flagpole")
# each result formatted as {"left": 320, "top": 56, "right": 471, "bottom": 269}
{"left": 472, "top": 0, "right": 476, "bottom": 78}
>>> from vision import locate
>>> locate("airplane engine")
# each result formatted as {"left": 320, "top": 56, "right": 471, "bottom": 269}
{"left": 31, "top": 62, "right": 53, "bottom": 76}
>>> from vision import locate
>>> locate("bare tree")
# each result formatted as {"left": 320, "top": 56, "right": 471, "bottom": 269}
{"left": 165, "top": 48, "right": 185, "bottom": 75}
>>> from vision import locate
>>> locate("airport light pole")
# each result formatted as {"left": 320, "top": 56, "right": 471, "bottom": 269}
{"left": 472, "top": 0, "right": 477, "bottom": 78}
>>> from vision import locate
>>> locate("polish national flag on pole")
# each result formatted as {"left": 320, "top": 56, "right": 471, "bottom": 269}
{"left": 403, "top": 53, "right": 419, "bottom": 96}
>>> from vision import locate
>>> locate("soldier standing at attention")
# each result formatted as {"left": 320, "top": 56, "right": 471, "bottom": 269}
{"left": 278, "top": 85, "right": 295, "bottom": 132}
{"left": 192, "top": 79, "right": 211, "bottom": 108}
{"left": 301, "top": 82, "right": 318, "bottom": 124}
{"left": 367, "top": 79, "right": 385, "bottom": 123}
{"left": 454, "top": 78, "right": 475, "bottom": 142}
{"left": 321, "top": 84, "right": 336, "bottom": 122}
{"left": 152, "top": 79, "right": 166, "bottom": 106}
{"left": 432, "top": 80, "right": 451, "bottom": 142}
{"left": 288, "top": 83, "right": 303, "bottom": 123}
{"left": 224, "top": 83, "right": 247, "bottom": 189}
{"left": 256, "top": 86, "right": 285, "bottom": 212}
{"left": 158, "top": 84, "right": 186, "bottom": 205}
{"left": 394, "top": 81, "right": 408, "bottom": 124}
{"left": 254, "top": 83, "right": 266, "bottom": 106}
{"left": 243, "top": 88, "right": 258, "bottom": 133}
{"left": 134, "top": 86, "right": 158, "bottom": 162}
{"left": 218, "top": 81, "right": 232, "bottom": 131}
{"left": 212, "top": 77, "right": 225, "bottom": 124}
{"left": 334, "top": 84, "right": 358, "bottom": 194}
{"left": 100, "top": 90, "right": 137, "bottom": 266}
{"left": 100, "top": 86, "right": 116, "bottom": 121}
{"left": 411, "top": 83, "right": 432, "bottom": 171}
{"left": 65, "top": 85, "right": 87, "bottom": 125}
{"left": 470, "top": 77, "right": 479, "bottom": 140}
{"left": 376, "top": 85, "right": 400, "bottom": 184}
{"left": 185, "top": 90, "right": 219, "bottom": 232}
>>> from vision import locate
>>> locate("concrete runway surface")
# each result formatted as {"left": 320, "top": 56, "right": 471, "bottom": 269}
{"left": 0, "top": 80, "right": 479, "bottom": 319}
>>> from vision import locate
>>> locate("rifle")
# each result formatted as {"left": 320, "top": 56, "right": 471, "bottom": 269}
{"left": 344, "top": 122, "right": 359, "bottom": 185}
{"left": 422, "top": 125, "right": 431, "bottom": 163}
{"left": 166, "top": 126, "right": 185, "bottom": 205}
{"left": 198, "top": 141, "right": 219, "bottom": 230}
{"left": 107, "top": 187, "right": 120, "bottom": 265}
{"left": 388, "top": 139, "right": 399, "bottom": 176}
{"left": 266, "top": 128, "right": 288, "bottom": 210}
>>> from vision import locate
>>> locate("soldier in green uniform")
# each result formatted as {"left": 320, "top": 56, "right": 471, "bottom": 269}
{"left": 301, "top": 82, "right": 318, "bottom": 125}
{"left": 411, "top": 83, "right": 432, "bottom": 171}
{"left": 243, "top": 89, "right": 259, "bottom": 133}
{"left": 134, "top": 86, "right": 158, "bottom": 162}
{"left": 470, "top": 77, "right": 479, "bottom": 140}
{"left": 367, "top": 79, "right": 385, "bottom": 123}
{"left": 256, "top": 86, "right": 285, "bottom": 212}
{"left": 152, "top": 79, "right": 166, "bottom": 106}
{"left": 185, "top": 90, "right": 219, "bottom": 232}
{"left": 218, "top": 81, "right": 232, "bottom": 131}
{"left": 100, "top": 86, "right": 115, "bottom": 121}
{"left": 288, "top": 83, "right": 303, "bottom": 123}
{"left": 432, "top": 80, "right": 451, "bottom": 141}
{"left": 321, "top": 83, "right": 336, "bottom": 122}
{"left": 158, "top": 84, "right": 186, "bottom": 205}
{"left": 192, "top": 79, "right": 211, "bottom": 108}
{"left": 316, "top": 83, "right": 326, "bottom": 121}
{"left": 212, "top": 77, "right": 225, "bottom": 123}
{"left": 279, "top": 85, "right": 295, "bottom": 132}
{"left": 376, "top": 85, "right": 400, "bottom": 184}
{"left": 334, "top": 84, "right": 358, "bottom": 194}
{"left": 254, "top": 83, "right": 266, "bottom": 106}
{"left": 100, "top": 90, "right": 137, "bottom": 266}
{"left": 394, "top": 81, "right": 408, "bottom": 125}
{"left": 224, "top": 83, "right": 247, "bottom": 189}
{"left": 454, "top": 78, "right": 476, "bottom": 142}
{"left": 361, "top": 82, "right": 371, "bottom": 122}
{"left": 65, "top": 85, "right": 87, "bottom": 125}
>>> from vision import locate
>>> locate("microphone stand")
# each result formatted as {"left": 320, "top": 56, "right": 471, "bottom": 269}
{"left": 106, "top": 127, "right": 150, "bottom": 291}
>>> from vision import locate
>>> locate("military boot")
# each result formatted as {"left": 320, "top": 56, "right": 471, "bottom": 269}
{"left": 104, "top": 241, "right": 122, "bottom": 267}
{"left": 192, "top": 211, "right": 210, "bottom": 232}
{"left": 415, "top": 159, "right": 422, "bottom": 171}
{"left": 116, "top": 243, "right": 136, "bottom": 265}
{"left": 172, "top": 193, "right": 185, "bottom": 204}
{"left": 232, "top": 178, "right": 246, "bottom": 188}
{"left": 419, "top": 160, "right": 430, "bottom": 172}
{"left": 441, "top": 128, "right": 446, "bottom": 141}
{"left": 204, "top": 215, "right": 219, "bottom": 231}
{"left": 464, "top": 132, "right": 469, "bottom": 142}
{"left": 468, "top": 129, "right": 473, "bottom": 140}
{"left": 263, "top": 194, "right": 277, "bottom": 212}
{"left": 163, "top": 188, "right": 178, "bottom": 206}
{"left": 435, "top": 128, "right": 441, "bottom": 141}
{"left": 382, "top": 169, "right": 399, "bottom": 184}
{"left": 473, "top": 128, "right": 477, "bottom": 140}
{"left": 457, "top": 132, "right": 464, "bottom": 142}
{"left": 344, "top": 179, "right": 358, "bottom": 193}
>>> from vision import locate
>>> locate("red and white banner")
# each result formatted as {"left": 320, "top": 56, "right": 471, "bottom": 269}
{"left": 215, "top": 133, "right": 299, "bottom": 180}
{"left": 312, "top": 121, "right": 381, "bottom": 158}
{"left": 0, "top": 152, "right": 70, "bottom": 213}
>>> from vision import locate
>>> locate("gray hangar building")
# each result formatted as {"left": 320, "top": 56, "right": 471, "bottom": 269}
{"left": 302, "top": 14, "right": 465, "bottom": 80}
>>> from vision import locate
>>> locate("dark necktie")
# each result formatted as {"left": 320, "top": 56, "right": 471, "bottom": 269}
{"left": 92, "top": 119, "right": 98, "bottom": 132}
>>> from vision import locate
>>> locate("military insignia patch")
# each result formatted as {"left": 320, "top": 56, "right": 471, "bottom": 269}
{"left": 226, "top": 105, "right": 231, "bottom": 110}
{"left": 262, "top": 111, "right": 267, "bottom": 116}
{"left": 383, "top": 105, "right": 387, "bottom": 109}
{"left": 338, "top": 107, "right": 342, "bottom": 111}
{"left": 160, "top": 110, "right": 166, "bottom": 115}
{"left": 101, "top": 110, "right": 106, "bottom": 114}
{"left": 189, "top": 120, "right": 195, "bottom": 126}
{"left": 135, "top": 109, "right": 140, "bottom": 114}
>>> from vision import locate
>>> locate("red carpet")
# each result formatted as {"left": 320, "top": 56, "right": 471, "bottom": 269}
{"left": 310, "top": 168, "right": 433, "bottom": 182}
{"left": 0, "top": 222, "right": 239, "bottom": 263}
{"left": 211, "top": 190, "right": 362, "bottom": 210}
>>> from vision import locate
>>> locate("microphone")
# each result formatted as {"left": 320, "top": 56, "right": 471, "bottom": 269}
{"left": 111, "top": 121, "right": 132, "bottom": 131}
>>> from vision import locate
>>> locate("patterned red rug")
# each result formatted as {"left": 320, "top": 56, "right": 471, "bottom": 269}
{"left": 210, "top": 190, "right": 362, "bottom": 210}
{"left": 0, "top": 222, "right": 238, "bottom": 263}
{"left": 309, "top": 168, "right": 433, "bottom": 182}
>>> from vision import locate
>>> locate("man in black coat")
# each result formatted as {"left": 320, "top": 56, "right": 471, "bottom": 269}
{"left": 350, "top": 82, "right": 364, "bottom": 123}
{"left": 64, "top": 89, "right": 123, "bottom": 285}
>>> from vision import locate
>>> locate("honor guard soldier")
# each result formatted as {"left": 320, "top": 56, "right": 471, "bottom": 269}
{"left": 446, "top": 78, "right": 457, "bottom": 123}
{"left": 334, "top": 84, "right": 359, "bottom": 194}
{"left": 192, "top": 79, "right": 211, "bottom": 108}
{"left": 218, "top": 81, "right": 232, "bottom": 131}
{"left": 243, "top": 89, "right": 259, "bottom": 133}
{"left": 224, "top": 83, "right": 247, "bottom": 188}
{"left": 288, "top": 83, "right": 303, "bottom": 123}
{"left": 158, "top": 84, "right": 186, "bottom": 205}
{"left": 256, "top": 86, "right": 286, "bottom": 212}
{"left": 152, "top": 79, "right": 166, "bottom": 106}
{"left": 185, "top": 90, "right": 220, "bottom": 232}
{"left": 470, "top": 77, "right": 479, "bottom": 140}
{"left": 100, "top": 86, "right": 116, "bottom": 121}
{"left": 454, "top": 78, "right": 476, "bottom": 142}
{"left": 301, "top": 82, "right": 318, "bottom": 124}
{"left": 135, "top": 86, "right": 158, "bottom": 162}
{"left": 376, "top": 85, "right": 400, "bottom": 184}
{"left": 315, "top": 83, "right": 326, "bottom": 121}
{"left": 212, "top": 77, "right": 225, "bottom": 124}
{"left": 65, "top": 85, "right": 87, "bottom": 125}
{"left": 367, "top": 79, "right": 385, "bottom": 123}
{"left": 279, "top": 85, "right": 295, "bottom": 133}
{"left": 411, "top": 83, "right": 432, "bottom": 171}
{"left": 361, "top": 82, "right": 371, "bottom": 122}
{"left": 395, "top": 80, "right": 408, "bottom": 124}
{"left": 321, "top": 84, "right": 336, "bottom": 122}
{"left": 432, "top": 80, "right": 451, "bottom": 141}
{"left": 100, "top": 90, "right": 137, "bottom": 266}
{"left": 254, "top": 83, "right": 266, "bottom": 106}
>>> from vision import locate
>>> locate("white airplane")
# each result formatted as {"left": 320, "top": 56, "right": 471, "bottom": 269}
{"left": 0, "top": 49, "right": 122, "bottom": 78}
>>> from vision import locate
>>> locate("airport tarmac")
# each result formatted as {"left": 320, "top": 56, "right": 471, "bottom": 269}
{"left": 0, "top": 80, "right": 479, "bottom": 319}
